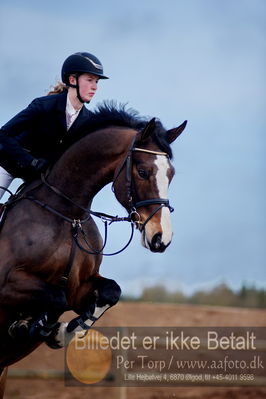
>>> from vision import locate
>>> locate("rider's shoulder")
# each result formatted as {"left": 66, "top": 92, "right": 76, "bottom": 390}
{"left": 29, "top": 92, "right": 67, "bottom": 110}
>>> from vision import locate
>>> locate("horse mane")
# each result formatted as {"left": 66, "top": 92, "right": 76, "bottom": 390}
{"left": 87, "top": 101, "right": 173, "bottom": 158}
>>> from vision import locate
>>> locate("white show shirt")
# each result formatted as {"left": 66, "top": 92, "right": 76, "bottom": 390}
{"left": 66, "top": 93, "right": 82, "bottom": 130}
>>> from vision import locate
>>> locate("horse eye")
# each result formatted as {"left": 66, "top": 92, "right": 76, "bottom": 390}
{"left": 138, "top": 169, "right": 149, "bottom": 179}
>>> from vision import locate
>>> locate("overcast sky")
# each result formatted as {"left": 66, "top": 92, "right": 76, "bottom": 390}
{"left": 0, "top": 0, "right": 265, "bottom": 296}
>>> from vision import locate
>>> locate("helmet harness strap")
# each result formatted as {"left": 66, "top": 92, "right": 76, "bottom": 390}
{"left": 68, "top": 74, "right": 90, "bottom": 104}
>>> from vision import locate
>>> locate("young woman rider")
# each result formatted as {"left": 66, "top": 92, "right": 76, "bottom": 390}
{"left": 0, "top": 52, "right": 108, "bottom": 200}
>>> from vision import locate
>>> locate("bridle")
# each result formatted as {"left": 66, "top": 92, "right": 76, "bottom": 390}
{"left": 112, "top": 137, "right": 174, "bottom": 231}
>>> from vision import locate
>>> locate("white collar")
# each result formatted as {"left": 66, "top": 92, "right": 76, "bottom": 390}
{"left": 66, "top": 92, "right": 82, "bottom": 116}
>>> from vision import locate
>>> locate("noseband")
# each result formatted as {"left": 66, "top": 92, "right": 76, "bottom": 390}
{"left": 112, "top": 139, "right": 174, "bottom": 231}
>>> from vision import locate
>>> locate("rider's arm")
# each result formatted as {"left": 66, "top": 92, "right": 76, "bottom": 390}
{"left": 0, "top": 98, "right": 43, "bottom": 176}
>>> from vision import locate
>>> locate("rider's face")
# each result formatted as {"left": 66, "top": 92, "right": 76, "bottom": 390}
{"left": 69, "top": 73, "right": 99, "bottom": 103}
{"left": 78, "top": 73, "right": 99, "bottom": 102}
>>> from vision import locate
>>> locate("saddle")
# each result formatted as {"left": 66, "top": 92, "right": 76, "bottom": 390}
{"left": 0, "top": 181, "right": 34, "bottom": 231}
{"left": 0, "top": 186, "right": 24, "bottom": 231}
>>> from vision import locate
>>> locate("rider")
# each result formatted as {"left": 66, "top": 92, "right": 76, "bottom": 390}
{"left": 1, "top": 52, "right": 109, "bottom": 341}
{"left": 0, "top": 52, "right": 108, "bottom": 200}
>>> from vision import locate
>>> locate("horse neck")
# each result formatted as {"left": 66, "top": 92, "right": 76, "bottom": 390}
{"left": 46, "top": 127, "right": 136, "bottom": 213}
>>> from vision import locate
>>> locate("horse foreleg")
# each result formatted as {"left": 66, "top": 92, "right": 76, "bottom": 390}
{"left": 1, "top": 269, "right": 67, "bottom": 314}
{"left": 49, "top": 277, "right": 121, "bottom": 348}
{"left": 1, "top": 270, "right": 67, "bottom": 339}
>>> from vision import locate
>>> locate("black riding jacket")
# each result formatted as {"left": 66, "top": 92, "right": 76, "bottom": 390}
{"left": 0, "top": 91, "right": 92, "bottom": 180}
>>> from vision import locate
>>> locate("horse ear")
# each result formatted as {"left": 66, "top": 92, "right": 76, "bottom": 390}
{"left": 166, "top": 120, "right": 187, "bottom": 143}
{"left": 140, "top": 118, "right": 156, "bottom": 142}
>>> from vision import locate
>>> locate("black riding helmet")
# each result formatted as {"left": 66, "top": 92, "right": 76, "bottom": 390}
{"left": 61, "top": 52, "right": 108, "bottom": 103}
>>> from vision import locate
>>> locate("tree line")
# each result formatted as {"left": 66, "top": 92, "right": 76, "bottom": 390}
{"left": 122, "top": 283, "right": 266, "bottom": 308}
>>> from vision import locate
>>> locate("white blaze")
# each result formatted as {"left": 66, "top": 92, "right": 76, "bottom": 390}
{"left": 154, "top": 155, "right": 172, "bottom": 244}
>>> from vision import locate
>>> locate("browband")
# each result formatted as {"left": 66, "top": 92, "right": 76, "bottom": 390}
{"left": 133, "top": 148, "right": 168, "bottom": 157}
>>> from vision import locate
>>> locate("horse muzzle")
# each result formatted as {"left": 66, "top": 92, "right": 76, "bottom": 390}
{"left": 140, "top": 212, "right": 173, "bottom": 253}
{"left": 149, "top": 232, "right": 171, "bottom": 253}
{"left": 129, "top": 198, "right": 174, "bottom": 253}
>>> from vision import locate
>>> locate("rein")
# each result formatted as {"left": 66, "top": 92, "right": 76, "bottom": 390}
{"left": 24, "top": 175, "right": 135, "bottom": 257}
{"left": 40, "top": 174, "right": 131, "bottom": 224}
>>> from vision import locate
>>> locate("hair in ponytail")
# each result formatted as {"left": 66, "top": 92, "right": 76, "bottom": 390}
{"left": 47, "top": 81, "right": 68, "bottom": 95}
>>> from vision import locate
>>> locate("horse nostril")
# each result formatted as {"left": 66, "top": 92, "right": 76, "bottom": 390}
{"left": 151, "top": 233, "right": 163, "bottom": 251}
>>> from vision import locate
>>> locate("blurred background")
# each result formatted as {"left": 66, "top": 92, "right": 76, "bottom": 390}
{"left": 0, "top": 0, "right": 265, "bottom": 300}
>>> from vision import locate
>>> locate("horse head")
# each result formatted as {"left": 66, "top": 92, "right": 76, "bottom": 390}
{"left": 112, "top": 118, "right": 187, "bottom": 253}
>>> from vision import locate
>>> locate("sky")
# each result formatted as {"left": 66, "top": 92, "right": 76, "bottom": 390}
{"left": 0, "top": 0, "right": 265, "bottom": 296}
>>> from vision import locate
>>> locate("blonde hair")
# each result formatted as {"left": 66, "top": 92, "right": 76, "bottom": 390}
{"left": 47, "top": 81, "right": 68, "bottom": 95}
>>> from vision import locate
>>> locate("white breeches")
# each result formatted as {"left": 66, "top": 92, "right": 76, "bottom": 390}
{"left": 0, "top": 166, "right": 14, "bottom": 200}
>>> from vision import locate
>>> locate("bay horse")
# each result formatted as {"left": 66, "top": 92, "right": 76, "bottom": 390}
{"left": 0, "top": 103, "right": 186, "bottom": 378}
